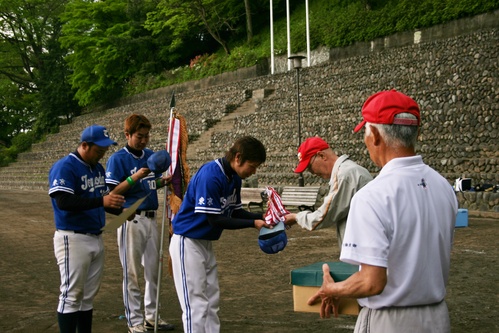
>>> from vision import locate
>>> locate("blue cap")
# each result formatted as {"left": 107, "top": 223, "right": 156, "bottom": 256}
{"left": 147, "top": 150, "right": 172, "bottom": 174}
{"left": 81, "top": 125, "right": 117, "bottom": 147}
{"left": 258, "top": 222, "right": 287, "bottom": 254}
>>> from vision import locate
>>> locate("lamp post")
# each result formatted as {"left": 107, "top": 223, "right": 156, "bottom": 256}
{"left": 288, "top": 54, "right": 306, "bottom": 187}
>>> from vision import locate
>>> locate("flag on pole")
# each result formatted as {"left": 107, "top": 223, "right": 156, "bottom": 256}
{"left": 166, "top": 114, "right": 189, "bottom": 217}
{"left": 164, "top": 92, "right": 190, "bottom": 277}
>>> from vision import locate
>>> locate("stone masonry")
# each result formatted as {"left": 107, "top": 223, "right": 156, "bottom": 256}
{"left": 0, "top": 11, "right": 497, "bottom": 214}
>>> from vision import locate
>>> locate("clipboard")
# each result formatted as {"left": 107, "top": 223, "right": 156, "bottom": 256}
{"left": 102, "top": 196, "right": 147, "bottom": 231}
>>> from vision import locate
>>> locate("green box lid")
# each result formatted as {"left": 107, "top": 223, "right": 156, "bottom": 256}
{"left": 290, "top": 262, "right": 359, "bottom": 287}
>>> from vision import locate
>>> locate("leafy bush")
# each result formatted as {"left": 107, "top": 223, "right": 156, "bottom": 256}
{"left": 11, "top": 131, "right": 36, "bottom": 152}
{"left": 0, "top": 146, "right": 18, "bottom": 167}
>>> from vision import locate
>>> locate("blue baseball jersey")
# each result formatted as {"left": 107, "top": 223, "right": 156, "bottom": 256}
{"left": 105, "top": 147, "right": 161, "bottom": 210}
{"left": 172, "top": 158, "right": 243, "bottom": 240}
{"left": 48, "top": 153, "right": 108, "bottom": 234}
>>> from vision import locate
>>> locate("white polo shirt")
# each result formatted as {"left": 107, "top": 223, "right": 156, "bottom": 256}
{"left": 340, "top": 155, "right": 458, "bottom": 309}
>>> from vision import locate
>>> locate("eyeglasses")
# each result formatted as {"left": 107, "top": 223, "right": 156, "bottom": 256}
{"left": 307, "top": 154, "right": 318, "bottom": 172}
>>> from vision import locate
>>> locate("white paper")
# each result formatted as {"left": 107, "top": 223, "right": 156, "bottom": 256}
{"left": 102, "top": 196, "right": 148, "bottom": 231}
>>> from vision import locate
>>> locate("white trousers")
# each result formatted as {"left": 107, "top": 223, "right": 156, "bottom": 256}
{"left": 170, "top": 234, "right": 220, "bottom": 333}
{"left": 355, "top": 300, "right": 450, "bottom": 333}
{"left": 54, "top": 230, "right": 104, "bottom": 314}
{"left": 117, "top": 215, "right": 160, "bottom": 327}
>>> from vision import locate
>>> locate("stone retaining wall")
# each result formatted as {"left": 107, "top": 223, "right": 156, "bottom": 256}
{"left": 0, "top": 11, "right": 497, "bottom": 214}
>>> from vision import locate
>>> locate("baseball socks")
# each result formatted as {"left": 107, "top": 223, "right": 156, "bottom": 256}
{"left": 77, "top": 309, "right": 93, "bottom": 333}
{"left": 57, "top": 311, "right": 78, "bottom": 333}
{"left": 57, "top": 310, "right": 93, "bottom": 333}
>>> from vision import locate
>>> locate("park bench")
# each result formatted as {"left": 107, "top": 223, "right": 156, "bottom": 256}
{"left": 240, "top": 187, "right": 267, "bottom": 212}
{"left": 281, "top": 186, "right": 321, "bottom": 211}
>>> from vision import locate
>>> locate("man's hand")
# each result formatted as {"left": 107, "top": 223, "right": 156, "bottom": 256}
{"left": 103, "top": 193, "right": 125, "bottom": 210}
{"left": 137, "top": 167, "right": 152, "bottom": 179}
{"left": 308, "top": 263, "right": 340, "bottom": 319}
{"left": 254, "top": 219, "right": 272, "bottom": 230}
{"left": 284, "top": 213, "right": 297, "bottom": 227}
{"left": 158, "top": 174, "right": 173, "bottom": 187}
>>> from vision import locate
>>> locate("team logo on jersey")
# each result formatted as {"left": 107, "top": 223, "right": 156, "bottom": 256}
{"left": 198, "top": 197, "right": 206, "bottom": 205}
{"left": 207, "top": 197, "right": 214, "bottom": 206}
{"left": 418, "top": 178, "right": 427, "bottom": 189}
{"left": 51, "top": 178, "right": 66, "bottom": 187}
{"left": 81, "top": 173, "right": 106, "bottom": 192}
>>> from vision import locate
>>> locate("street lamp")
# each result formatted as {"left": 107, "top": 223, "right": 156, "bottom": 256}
{"left": 288, "top": 54, "right": 306, "bottom": 186}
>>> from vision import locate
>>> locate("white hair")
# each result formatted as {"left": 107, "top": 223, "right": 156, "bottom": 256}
{"left": 365, "top": 113, "right": 419, "bottom": 148}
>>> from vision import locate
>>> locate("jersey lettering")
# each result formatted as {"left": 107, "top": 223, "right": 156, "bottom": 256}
{"left": 220, "top": 190, "right": 237, "bottom": 210}
{"left": 81, "top": 173, "right": 106, "bottom": 192}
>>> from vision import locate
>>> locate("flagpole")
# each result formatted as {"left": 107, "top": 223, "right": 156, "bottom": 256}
{"left": 154, "top": 92, "right": 175, "bottom": 333}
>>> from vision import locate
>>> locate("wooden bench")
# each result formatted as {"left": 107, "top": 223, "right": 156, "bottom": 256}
{"left": 280, "top": 186, "right": 321, "bottom": 211}
{"left": 240, "top": 187, "right": 267, "bottom": 212}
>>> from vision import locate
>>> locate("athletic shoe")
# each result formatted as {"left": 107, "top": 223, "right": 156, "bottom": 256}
{"left": 128, "top": 324, "right": 147, "bottom": 333}
{"left": 144, "top": 318, "right": 174, "bottom": 331}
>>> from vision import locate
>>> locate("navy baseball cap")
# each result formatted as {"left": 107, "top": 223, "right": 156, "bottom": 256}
{"left": 81, "top": 125, "right": 117, "bottom": 147}
{"left": 258, "top": 222, "right": 287, "bottom": 254}
{"left": 147, "top": 150, "right": 172, "bottom": 174}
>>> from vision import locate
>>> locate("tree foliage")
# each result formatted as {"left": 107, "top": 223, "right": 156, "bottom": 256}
{"left": 0, "top": 0, "right": 77, "bottom": 141}
{"left": 60, "top": 0, "right": 164, "bottom": 107}
{"left": 0, "top": 0, "right": 498, "bottom": 153}
{"left": 145, "top": 0, "right": 246, "bottom": 55}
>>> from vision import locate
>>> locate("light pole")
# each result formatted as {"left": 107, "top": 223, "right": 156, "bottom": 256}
{"left": 288, "top": 54, "right": 306, "bottom": 187}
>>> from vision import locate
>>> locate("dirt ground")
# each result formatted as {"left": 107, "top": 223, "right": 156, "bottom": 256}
{"left": 0, "top": 189, "right": 497, "bottom": 333}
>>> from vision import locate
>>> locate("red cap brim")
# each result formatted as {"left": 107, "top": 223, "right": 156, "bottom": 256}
{"left": 294, "top": 158, "right": 311, "bottom": 173}
{"left": 353, "top": 120, "right": 366, "bottom": 133}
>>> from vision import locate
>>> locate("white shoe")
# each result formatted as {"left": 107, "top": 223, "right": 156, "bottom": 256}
{"left": 128, "top": 324, "right": 148, "bottom": 333}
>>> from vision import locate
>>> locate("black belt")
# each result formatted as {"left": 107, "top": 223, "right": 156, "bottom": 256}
{"left": 58, "top": 229, "right": 102, "bottom": 236}
{"left": 136, "top": 210, "right": 156, "bottom": 218}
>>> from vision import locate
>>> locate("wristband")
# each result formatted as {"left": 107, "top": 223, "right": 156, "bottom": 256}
{"left": 156, "top": 178, "right": 162, "bottom": 188}
{"left": 126, "top": 176, "right": 135, "bottom": 186}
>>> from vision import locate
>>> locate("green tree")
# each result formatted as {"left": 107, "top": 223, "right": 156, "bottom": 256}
{"left": 60, "top": 0, "right": 165, "bottom": 107}
{"left": 146, "top": 0, "right": 246, "bottom": 55}
{"left": 0, "top": 0, "right": 78, "bottom": 138}
{"left": 0, "top": 78, "right": 35, "bottom": 146}
{"left": 244, "top": 0, "right": 253, "bottom": 42}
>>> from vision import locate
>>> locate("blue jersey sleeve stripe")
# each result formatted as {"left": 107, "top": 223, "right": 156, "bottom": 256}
{"left": 195, "top": 207, "right": 220, "bottom": 214}
{"left": 105, "top": 179, "right": 120, "bottom": 186}
{"left": 49, "top": 187, "right": 74, "bottom": 195}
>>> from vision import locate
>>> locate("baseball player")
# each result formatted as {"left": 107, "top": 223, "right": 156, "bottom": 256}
{"left": 169, "top": 136, "right": 271, "bottom": 333}
{"left": 49, "top": 124, "right": 125, "bottom": 333}
{"left": 105, "top": 114, "right": 174, "bottom": 333}
{"left": 309, "top": 90, "right": 458, "bottom": 332}
{"left": 284, "top": 136, "right": 372, "bottom": 249}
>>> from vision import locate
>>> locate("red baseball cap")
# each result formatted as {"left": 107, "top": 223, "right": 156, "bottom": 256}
{"left": 294, "top": 137, "right": 329, "bottom": 173}
{"left": 353, "top": 90, "right": 420, "bottom": 133}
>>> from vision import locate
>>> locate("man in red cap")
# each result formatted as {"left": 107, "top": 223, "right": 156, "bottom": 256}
{"left": 284, "top": 136, "right": 372, "bottom": 249}
{"left": 309, "top": 90, "right": 457, "bottom": 333}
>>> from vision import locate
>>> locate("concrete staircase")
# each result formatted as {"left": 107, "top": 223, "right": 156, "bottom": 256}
{"left": 0, "top": 88, "right": 274, "bottom": 192}
{"left": 186, "top": 89, "right": 273, "bottom": 168}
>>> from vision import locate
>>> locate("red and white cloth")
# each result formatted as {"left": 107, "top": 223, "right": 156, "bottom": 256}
{"left": 264, "top": 187, "right": 289, "bottom": 226}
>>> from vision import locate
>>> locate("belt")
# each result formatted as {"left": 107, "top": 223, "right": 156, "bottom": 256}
{"left": 57, "top": 229, "right": 102, "bottom": 236}
{"left": 135, "top": 210, "right": 156, "bottom": 218}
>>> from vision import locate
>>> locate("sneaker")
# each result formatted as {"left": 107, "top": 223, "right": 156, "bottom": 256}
{"left": 144, "top": 318, "right": 174, "bottom": 331}
{"left": 128, "top": 324, "right": 147, "bottom": 333}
